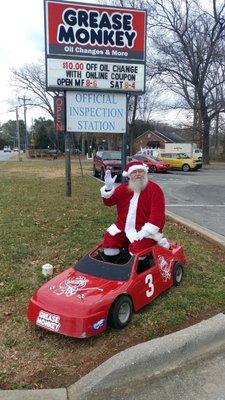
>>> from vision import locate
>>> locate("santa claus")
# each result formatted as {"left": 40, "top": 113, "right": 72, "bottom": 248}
{"left": 100, "top": 160, "right": 169, "bottom": 260}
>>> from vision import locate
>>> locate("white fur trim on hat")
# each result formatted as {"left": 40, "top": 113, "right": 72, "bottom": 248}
{"left": 122, "top": 164, "right": 148, "bottom": 177}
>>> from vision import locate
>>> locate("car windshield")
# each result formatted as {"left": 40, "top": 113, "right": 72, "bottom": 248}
{"left": 150, "top": 156, "right": 160, "bottom": 161}
{"left": 74, "top": 253, "right": 134, "bottom": 281}
{"left": 102, "top": 151, "right": 122, "bottom": 160}
{"left": 147, "top": 157, "right": 158, "bottom": 162}
{"left": 133, "top": 155, "right": 148, "bottom": 161}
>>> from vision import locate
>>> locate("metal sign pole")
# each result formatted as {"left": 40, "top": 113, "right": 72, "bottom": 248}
{"left": 121, "top": 94, "right": 128, "bottom": 182}
{"left": 64, "top": 91, "right": 72, "bottom": 197}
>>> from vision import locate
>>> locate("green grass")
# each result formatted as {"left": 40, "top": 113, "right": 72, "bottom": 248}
{"left": 0, "top": 158, "right": 225, "bottom": 389}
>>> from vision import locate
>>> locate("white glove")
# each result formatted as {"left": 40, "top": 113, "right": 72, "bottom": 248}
{"left": 135, "top": 229, "right": 150, "bottom": 241}
{"left": 126, "top": 230, "right": 138, "bottom": 243}
{"left": 104, "top": 169, "right": 117, "bottom": 191}
{"left": 158, "top": 237, "right": 170, "bottom": 249}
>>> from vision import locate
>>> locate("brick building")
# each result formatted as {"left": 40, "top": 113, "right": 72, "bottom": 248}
{"left": 133, "top": 130, "right": 186, "bottom": 153}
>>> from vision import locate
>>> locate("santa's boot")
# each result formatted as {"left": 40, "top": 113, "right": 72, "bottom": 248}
{"left": 103, "top": 248, "right": 120, "bottom": 263}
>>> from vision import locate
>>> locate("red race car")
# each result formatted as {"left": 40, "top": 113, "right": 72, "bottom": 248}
{"left": 27, "top": 241, "right": 187, "bottom": 338}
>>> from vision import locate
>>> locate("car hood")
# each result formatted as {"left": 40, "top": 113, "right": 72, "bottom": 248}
{"left": 32, "top": 267, "right": 125, "bottom": 316}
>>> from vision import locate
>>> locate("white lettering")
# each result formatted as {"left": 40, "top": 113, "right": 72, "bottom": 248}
{"left": 36, "top": 311, "right": 61, "bottom": 332}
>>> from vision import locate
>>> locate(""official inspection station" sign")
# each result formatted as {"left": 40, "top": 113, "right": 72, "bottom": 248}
{"left": 66, "top": 91, "right": 127, "bottom": 133}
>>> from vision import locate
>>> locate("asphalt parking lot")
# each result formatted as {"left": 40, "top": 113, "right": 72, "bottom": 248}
{"left": 150, "top": 167, "right": 225, "bottom": 236}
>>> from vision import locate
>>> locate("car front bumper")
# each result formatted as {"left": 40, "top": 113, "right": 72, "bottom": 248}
{"left": 27, "top": 297, "right": 108, "bottom": 338}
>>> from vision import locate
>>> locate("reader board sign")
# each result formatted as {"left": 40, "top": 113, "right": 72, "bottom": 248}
{"left": 47, "top": 58, "right": 145, "bottom": 92}
{"left": 44, "top": 1, "right": 146, "bottom": 62}
{"left": 66, "top": 91, "right": 127, "bottom": 133}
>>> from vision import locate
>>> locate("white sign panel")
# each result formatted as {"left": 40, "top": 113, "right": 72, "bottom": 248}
{"left": 47, "top": 59, "right": 145, "bottom": 92}
{"left": 66, "top": 92, "right": 127, "bottom": 133}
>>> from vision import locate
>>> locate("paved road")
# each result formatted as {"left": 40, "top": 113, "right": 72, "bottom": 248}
{"left": 150, "top": 167, "right": 225, "bottom": 236}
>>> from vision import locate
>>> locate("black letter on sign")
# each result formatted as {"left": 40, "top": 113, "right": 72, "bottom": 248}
{"left": 58, "top": 26, "right": 75, "bottom": 42}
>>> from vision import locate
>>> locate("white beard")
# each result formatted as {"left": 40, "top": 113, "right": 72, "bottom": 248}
{"left": 128, "top": 174, "right": 148, "bottom": 193}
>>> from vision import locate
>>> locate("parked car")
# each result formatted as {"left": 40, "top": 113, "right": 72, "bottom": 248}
{"left": 27, "top": 241, "right": 187, "bottom": 338}
{"left": 159, "top": 152, "right": 202, "bottom": 172}
{"left": 128, "top": 154, "right": 170, "bottom": 173}
{"left": 13, "top": 147, "right": 19, "bottom": 152}
{"left": 93, "top": 150, "right": 122, "bottom": 180}
{"left": 3, "top": 146, "right": 11, "bottom": 152}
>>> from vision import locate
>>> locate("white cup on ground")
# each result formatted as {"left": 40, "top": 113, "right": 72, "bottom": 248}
{"left": 42, "top": 263, "right": 54, "bottom": 277}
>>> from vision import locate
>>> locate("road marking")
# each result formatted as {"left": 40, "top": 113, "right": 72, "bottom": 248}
{"left": 166, "top": 204, "right": 225, "bottom": 207}
{"left": 154, "top": 178, "right": 199, "bottom": 184}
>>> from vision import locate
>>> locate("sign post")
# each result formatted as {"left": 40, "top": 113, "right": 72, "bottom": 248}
{"left": 65, "top": 131, "right": 72, "bottom": 197}
{"left": 121, "top": 95, "right": 129, "bottom": 179}
{"left": 54, "top": 93, "right": 71, "bottom": 196}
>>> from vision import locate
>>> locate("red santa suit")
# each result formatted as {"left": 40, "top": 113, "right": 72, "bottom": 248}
{"left": 100, "top": 178, "right": 167, "bottom": 255}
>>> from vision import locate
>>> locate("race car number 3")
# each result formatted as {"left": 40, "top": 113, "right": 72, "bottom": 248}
{"left": 145, "top": 274, "right": 154, "bottom": 297}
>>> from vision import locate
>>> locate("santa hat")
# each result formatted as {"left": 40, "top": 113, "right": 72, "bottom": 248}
{"left": 122, "top": 161, "right": 148, "bottom": 177}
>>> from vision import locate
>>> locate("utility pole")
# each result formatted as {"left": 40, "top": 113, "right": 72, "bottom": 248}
{"left": 15, "top": 106, "right": 22, "bottom": 162}
{"left": 18, "top": 95, "right": 31, "bottom": 150}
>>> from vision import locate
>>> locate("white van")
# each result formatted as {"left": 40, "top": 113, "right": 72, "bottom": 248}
{"left": 3, "top": 146, "right": 11, "bottom": 152}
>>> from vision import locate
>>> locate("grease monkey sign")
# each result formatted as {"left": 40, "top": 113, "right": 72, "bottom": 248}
{"left": 44, "top": 1, "right": 146, "bottom": 93}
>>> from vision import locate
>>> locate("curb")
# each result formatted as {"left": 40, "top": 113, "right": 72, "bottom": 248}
{"left": 2, "top": 314, "right": 225, "bottom": 400}
{"left": 68, "top": 313, "right": 225, "bottom": 399}
{"left": 166, "top": 210, "right": 225, "bottom": 250}
{"left": 0, "top": 389, "right": 67, "bottom": 400}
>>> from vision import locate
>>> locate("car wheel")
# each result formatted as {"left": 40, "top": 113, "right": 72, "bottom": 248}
{"left": 93, "top": 166, "right": 98, "bottom": 177}
{"left": 173, "top": 262, "right": 183, "bottom": 286}
{"left": 108, "top": 295, "right": 133, "bottom": 330}
{"left": 100, "top": 169, "right": 105, "bottom": 181}
{"left": 149, "top": 165, "right": 157, "bottom": 173}
{"left": 182, "top": 164, "right": 190, "bottom": 172}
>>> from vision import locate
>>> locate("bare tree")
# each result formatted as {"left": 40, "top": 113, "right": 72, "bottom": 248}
{"left": 100, "top": 0, "right": 161, "bottom": 154}
{"left": 11, "top": 60, "right": 55, "bottom": 117}
{"left": 100, "top": 0, "right": 148, "bottom": 8}
{"left": 147, "top": 0, "right": 225, "bottom": 163}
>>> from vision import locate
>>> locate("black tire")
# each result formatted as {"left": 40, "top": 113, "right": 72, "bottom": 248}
{"left": 149, "top": 165, "right": 157, "bottom": 173}
{"left": 100, "top": 169, "right": 105, "bottom": 181}
{"left": 182, "top": 164, "right": 190, "bottom": 172}
{"left": 108, "top": 295, "right": 133, "bottom": 330}
{"left": 93, "top": 166, "right": 98, "bottom": 177}
{"left": 173, "top": 262, "right": 183, "bottom": 286}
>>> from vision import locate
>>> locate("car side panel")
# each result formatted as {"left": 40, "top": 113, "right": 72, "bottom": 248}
{"left": 128, "top": 265, "right": 171, "bottom": 311}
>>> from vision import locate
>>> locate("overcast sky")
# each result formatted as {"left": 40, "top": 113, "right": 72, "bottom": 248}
{"left": 0, "top": 1, "right": 45, "bottom": 126}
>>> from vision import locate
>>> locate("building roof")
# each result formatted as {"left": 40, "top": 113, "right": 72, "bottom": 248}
{"left": 136, "top": 130, "right": 186, "bottom": 143}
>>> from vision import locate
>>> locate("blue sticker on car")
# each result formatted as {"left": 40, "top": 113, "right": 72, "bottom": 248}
{"left": 92, "top": 318, "right": 106, "bottom": 330}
